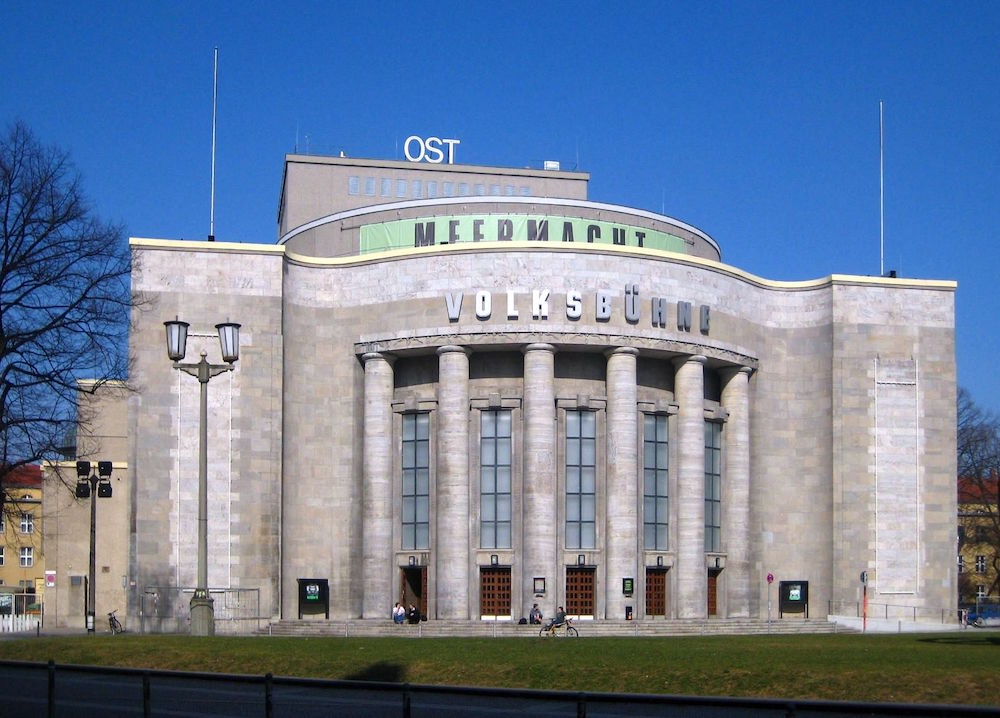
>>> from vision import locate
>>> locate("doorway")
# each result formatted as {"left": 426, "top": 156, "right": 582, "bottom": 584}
{"left": 565, "top": 566, "right": 595, "bottom": 617}
{"left": 645, "top": 568, "right": 669, "bottom": 618}
{"left": 400, "top": 566, "right": 427, "bottom": 618}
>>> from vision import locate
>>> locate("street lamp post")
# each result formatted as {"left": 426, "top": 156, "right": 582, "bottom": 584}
{"left": 164, "top": 318, "right": 240, "bottom": 637}
{"left": 75, "top": 460, "right": 113, "bottom": 634}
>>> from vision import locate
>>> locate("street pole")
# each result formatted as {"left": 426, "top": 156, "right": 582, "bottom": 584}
{"left": 87, "top": 477, "right": 97, "bottom": 633}
{"left": 164, "top": 319, "right": 240, "bottom": 638}
{"left": 189, "top": 353, "right": 222, "bottom": 636}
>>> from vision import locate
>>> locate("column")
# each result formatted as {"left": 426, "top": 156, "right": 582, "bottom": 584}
{"left": 436, "top": 345, "right": 470, "bottom": 618}
{"left": 674, "top": 354, "right": 706, "bottom": 618}
{"left": 361, "top": 352, "right": 394, "bottom": 618}
{"left": 605, "top": 347, "right": 639, "bottom": 620}
{"left": 721, "top": 366, "right": 752, "bottom": 617}
{"left": 522, "top": 343, "right": 556, "bottom": 616}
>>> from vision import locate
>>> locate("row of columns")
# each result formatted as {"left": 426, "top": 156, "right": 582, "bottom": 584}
{"left": 360, "top": 345, "right": 751, "bottom": 620}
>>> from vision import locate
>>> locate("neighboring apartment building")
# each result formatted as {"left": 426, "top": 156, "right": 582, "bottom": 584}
{"left": 41, "top": 381, "right": 130, "bottom": 630}
{"left": 958, "top": 475, "right": 999, "bottom": 605}
{"left": 0, "top": 464, "right": 44, "bottom": 610}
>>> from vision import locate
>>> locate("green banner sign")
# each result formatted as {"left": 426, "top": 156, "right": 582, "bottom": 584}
{"left": 359, "top": 215, "right": 688, "bottom": 255}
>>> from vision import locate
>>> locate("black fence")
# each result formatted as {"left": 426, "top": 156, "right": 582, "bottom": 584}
{"left": 2, "top": 660, "right": 997, "bottom": 718}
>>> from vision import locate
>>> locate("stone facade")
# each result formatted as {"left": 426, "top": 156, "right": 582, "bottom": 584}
{"left": 123, "top": 154, "right": 957, "bottom": 628}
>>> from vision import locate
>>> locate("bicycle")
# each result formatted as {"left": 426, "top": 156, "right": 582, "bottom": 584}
{"left": 108, "top": 609, "right": 124, "bottom": 635}
{"left": 539, "top": 618, "right": 578, "bottom": 637}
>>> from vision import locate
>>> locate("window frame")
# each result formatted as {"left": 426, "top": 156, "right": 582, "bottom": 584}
{"left": 704, "top": 420, "right": 722, "bottom": 553}
{"left": 642, "top": 413, "right": 669, "bottom": 550}
{"left": 401, "top": 412, "right": 431, "bottom": 550}
{"left": 565, "top": 410, "right": 597, "bottom": 549}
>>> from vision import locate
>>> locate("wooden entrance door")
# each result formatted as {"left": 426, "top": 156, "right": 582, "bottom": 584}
{"left": 565, "top": 567, "right": 595, "bottom": 617}
{"left": 645, "top": 568, "right": 668, "bottom": 618}
{"left": 479, "top": 567, "right": 511, "bottom": 617}
{"left": 707, "top": 569, "right": 720, "bottom": 617}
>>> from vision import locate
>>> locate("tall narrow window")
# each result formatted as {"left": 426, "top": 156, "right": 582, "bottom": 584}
{"left": 643, "top": 414, "right": 669, "bottom": 550}
{"left": 402, "top": 413, "right": 430, "bottom": 550}
{"left": 481, "top": 410, "right": 512, "bottom": 548}
{"left": 566, "top": 410, "right": 596, "bottom": 549}
{"left": 19, "top": 547, "right": 33, "bottom": 568}
{"left": 20, "top": 513, "right": 33, "bottom": 534}
{"left": 705, "top": 421, "right": 722, "bottom": 552}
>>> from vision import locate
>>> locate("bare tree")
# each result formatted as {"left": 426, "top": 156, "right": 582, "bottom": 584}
{"left": 0, "top": 120, "right": 132, "bottom": 513}
{"left": 957, "top": 387, "right": 1000, "bottom": 601}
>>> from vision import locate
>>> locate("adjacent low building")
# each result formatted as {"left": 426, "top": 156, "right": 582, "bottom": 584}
{"left": 126, "top": 146, "right": 957, "bottom": 630}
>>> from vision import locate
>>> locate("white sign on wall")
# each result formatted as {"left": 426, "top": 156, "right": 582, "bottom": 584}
{"left": 404, "top": 135, "right": 460, "bottom": 164}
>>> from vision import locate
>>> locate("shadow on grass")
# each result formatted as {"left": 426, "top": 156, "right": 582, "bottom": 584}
{"left": 345, "top": 660, "right": 406, "bottom": 682}
{"left": 917, "top": 633, "right": 1000, "bottom": 646}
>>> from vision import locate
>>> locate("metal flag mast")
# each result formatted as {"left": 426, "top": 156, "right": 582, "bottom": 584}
{"left": 209, "top": 46, "right": 218, "bottom": 242}
{"left": 879, "top": 100, "right": 884, "bottom": 277}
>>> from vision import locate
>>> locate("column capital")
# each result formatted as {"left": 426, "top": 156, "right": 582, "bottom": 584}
{"left": 362, "top": 351, "right": 395, "bottom": 366}
{"left": 436, "top": 344, "right": 469, "bottom": 357}
{"left": 672, "top": 354, "right": 707, "bottom": 370}
{"left": 523, "top": 343, "right": 556, "bottom": 355}
{"left": 605, "top": 346, "right": 640, "bottom": 359}
{"left": 720, "top": 364, "right": 754, "bottom": 381}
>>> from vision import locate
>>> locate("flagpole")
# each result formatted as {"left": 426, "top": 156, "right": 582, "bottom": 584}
{"left": 879, "top": 100, "right": 884, "bottom": 277}
{"left": 209, "top": 46, "right": 218, "bottom": 242}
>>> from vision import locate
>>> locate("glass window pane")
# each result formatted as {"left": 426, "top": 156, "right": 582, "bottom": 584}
{"left": 657, "top": 441, "right": 669, "bottom": 469}
{"left": 644, "top": 524, "right": 656, "bottom": 547}
{"left": 497, "top": 494, "right": 511, "bottom": 521}
{"left": 403, "top": 470, "right": 415, "bottom": 496}
{"left": 581, "top": 467, "right": 596, "bottom": 494}
{"left": 482, "top": 411, "right": 495, "bottom": 435}
{"left": 644, "top": 415, "right": 655, "bottom": 441}
{"left": 497, "top": 437, "right": 511, "bottom": 463}
{"left": 497, "top": 523, "right": 511, "bottom": 548}
{"left": 417, "top": 441, "right": 429, "bottom": 466}
{"left": 483, "top": 438, "right": 496, "bottom": 464}
{"left": 481, "top": 495, "right": 495, "bottom": 521}
{"left": 402, "top": 497, "right": 415, "bottom": 522}
{"left": 582, "top": 523, "right": 596, "bottom": 548}
{"left": 657, "top": 470, "right": 669, "bottom": 497}
{"left": 481, "top": 467, "right": 495, "bottom": 493}
{"left": 566, "top": 523, "right": 580, "bottom": 548}
{"left": 498, "top": 410, "right": 511, "bottom": 435}
{"left": 581, "top": 494, "right": 595, "bottom": 521}
{"left": 497, "top": 466, "right": 511, "bottom": 493}
{"left": 582, "top": 411, "right": 596, "bottom": 435}
{"left": 656, "top": 524, "right": 669, "bottom": 549}
{"left": 416, "top": 524, "right": 429, "bottom": 549}
{"left": 644, "top": 497, "right": 656, "bottom": 519}
{"left": 417, "top": 414, "right": 429, "bottom": 439}
{"left": 417, "top": 469, "right": 429, "bottom": 495}
{"left": 644, "top": 469, "right": 655, "bottom": 495}
{"left": 582, "top": 438, "right": 596, "bottom": 465}
{"left": 566, "top": 467, "right": 580, "bottom": 493}
{"left": 657, "top": 497, "right": 669, "bottom": 520}
{"left": 566, "top": 411, "right": 579, "bottom": 437}
{"left": 567, "top": 439, "right": 580, "bottom": 465}
{"left": 567, "top": 495, "right": 580, "bottom": 521}
{"left": 416, "top": 496, "right": 429, "bottom": 522}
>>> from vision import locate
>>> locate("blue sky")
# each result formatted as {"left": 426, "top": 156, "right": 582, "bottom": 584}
{"left": 4, "top": 2, "right": 998, "bottom": 411}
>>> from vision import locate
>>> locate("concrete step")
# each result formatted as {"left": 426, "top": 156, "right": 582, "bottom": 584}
{"left": 259, "top": 617, "right": 853, "bottom": 638}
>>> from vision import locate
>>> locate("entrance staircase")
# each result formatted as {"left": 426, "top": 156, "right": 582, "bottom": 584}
{"left": 260, "top": 617, "right": 852, "bottom": 638}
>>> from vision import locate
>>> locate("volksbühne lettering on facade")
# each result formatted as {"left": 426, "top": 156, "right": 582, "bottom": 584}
{"left": 445, "top": 287, "right": 710, "bottom": 334}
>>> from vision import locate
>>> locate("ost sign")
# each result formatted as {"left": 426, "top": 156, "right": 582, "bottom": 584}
{"left": 404, "top": 135, "right": 460, "bottom": 164}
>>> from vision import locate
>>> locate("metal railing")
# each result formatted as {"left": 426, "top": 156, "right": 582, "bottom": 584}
{"left": 827, "top": 599, "right": 959, "bottom": 624}
{"left": 138, "top": 586, "right": 262, "bottom": 634}
{"left": 1, "top": 660, "right": 996, "bottom": 718}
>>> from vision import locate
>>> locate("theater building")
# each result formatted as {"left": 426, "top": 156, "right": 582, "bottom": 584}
{"left": 127, "top": 143, "right": 957, "bottom": 628}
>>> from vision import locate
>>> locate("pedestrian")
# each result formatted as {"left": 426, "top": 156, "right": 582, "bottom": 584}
{"left": 392, "top": 602, "right": 405, "bottom": 624}
{"left": 529, "top": 603, "right": 543, "bottom": 624}
{"left": 407, "top": 603, "right": 420, "bottom": 624}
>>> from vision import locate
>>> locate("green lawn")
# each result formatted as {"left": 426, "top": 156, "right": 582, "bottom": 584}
{"left": 0, "top": 632, "right": 997, "bottom": 706}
